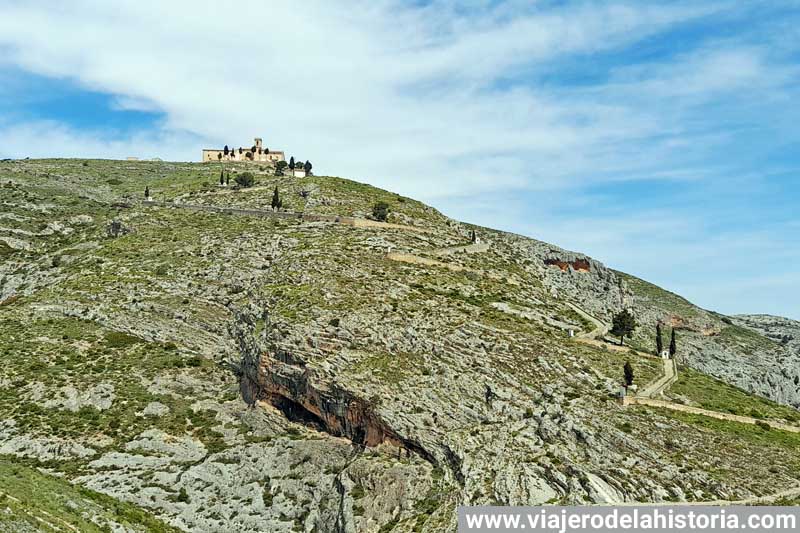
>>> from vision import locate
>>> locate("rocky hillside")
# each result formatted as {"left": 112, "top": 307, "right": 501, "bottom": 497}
{"left": 1, "top": 159, "right": 799, "bottom": 532}
{"left": 734, "top": 315, "right": 800, "bottom": 354}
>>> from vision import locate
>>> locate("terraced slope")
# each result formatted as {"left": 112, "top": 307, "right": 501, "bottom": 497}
{"left": 1, "top": 158, "right": 798, "bottom": 532}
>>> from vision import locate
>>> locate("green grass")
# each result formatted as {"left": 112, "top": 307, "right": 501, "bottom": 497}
{"left": 657, "top": 409, "right": 800, "bottom": 452}
{"left": 715, "top": 325, "right": 781, "bottom": 356}
{"left": 618, "top": 272, "right": 704, "bottom": 321}
{"left": 575, "top": 342, "right": 661, "bottom": 391}
{"left": 670, "top": 366, "right": 800, "bottom": 424}
{"left": 0, "top": 458, "right": 180, "bottom": 532}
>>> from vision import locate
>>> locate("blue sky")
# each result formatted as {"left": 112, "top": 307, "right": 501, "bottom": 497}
{"left": 0, "top": 0, "right": 798, "bottom": 319}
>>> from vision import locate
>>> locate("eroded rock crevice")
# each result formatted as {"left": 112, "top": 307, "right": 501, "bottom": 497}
{"left": 545, "top": 258, "right": 591, "bottom": 272}
{"left": 231, "top": 303, "right": 439, "bottom": 467}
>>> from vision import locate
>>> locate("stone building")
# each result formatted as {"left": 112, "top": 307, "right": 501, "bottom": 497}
{"left": 202, "top": 137, "right": 285, "bottom": 163}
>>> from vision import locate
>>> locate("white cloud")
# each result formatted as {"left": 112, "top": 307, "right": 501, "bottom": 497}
{"left": 0, "top": 120, "right": 199, "bottom": 161}
{"left": 0, "top": 0, "right": 798, "bottom": 318}
{"left": 0, "top": 0, "right": 723, "bottom": 198}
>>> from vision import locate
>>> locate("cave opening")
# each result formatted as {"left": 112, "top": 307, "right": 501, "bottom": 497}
{"left": 270, "top": 394, "right": 327, "bottom": 433}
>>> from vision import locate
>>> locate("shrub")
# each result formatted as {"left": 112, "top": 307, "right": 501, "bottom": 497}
{"left": 235, "top": 172, "right": 255, "bottom": 188}
{"left": 372, "top": 201, "right": 390, "bottom": 222}
{"left": 755, "top": 420, "right": 771, "bottom": 431}
{"left": 104, "top": 331, "right": 143, "bottom": 348}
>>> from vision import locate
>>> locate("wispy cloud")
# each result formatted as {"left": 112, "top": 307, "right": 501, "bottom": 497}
{"left": 0, "top": 0, "right": 798, "bottom": 318}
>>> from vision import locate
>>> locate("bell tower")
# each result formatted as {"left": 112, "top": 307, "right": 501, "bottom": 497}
{"left": 254, "top": 137, "right": 263, "bottom": 150}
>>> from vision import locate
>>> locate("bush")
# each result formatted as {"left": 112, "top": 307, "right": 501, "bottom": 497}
{"left": 372, "top": 201, "right": 390, "bottom": 222}
{"left": 104, "top": 331, "right": 143, "bottom": 348}
{"left": 755, "top": 420, "right": 772, "bottom": 431}
{"left": 234, "top": 172, "right": 255, "bottom": 188}
{"left": 176, "top": 487, "right": 190, "bottom": 503}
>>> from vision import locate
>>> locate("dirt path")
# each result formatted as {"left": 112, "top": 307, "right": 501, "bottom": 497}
{"left": 618, "top": 484, "right": 800, "bottom": 506}
{"left": 624, "top": 396, "right": 800, "bottom": 433}
{"left": 144, "top": 200, "right": 433, "bottom": 233}
{"left": 565, "top": 302, "right": 607, "bottom": 339}
{"left": 433, "top": 242, "right": 490, "bottom": 256}
{"left": 385, "top": 252, "right": 468, "bottom": 272}
{"left": 385, "top": 240, "right": 491, "bottom": 272}
{"left": 637, "top": 358, "right": 677, "bottom": 398}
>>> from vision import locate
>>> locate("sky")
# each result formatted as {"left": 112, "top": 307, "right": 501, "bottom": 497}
{"left": 0, "top": 0, "right": 798, "bottom": 319}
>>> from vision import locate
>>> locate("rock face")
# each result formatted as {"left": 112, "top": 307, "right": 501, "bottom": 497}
{"left": 734, "top": 315, "right": 800, "bottom": 354}
{"left": 1, "top": 159, "right": 798, "bottom": 532}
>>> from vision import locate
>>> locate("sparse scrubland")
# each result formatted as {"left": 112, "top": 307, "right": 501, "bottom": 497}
{"left": 1, "top": 159, "right": 799, "bottom": 531}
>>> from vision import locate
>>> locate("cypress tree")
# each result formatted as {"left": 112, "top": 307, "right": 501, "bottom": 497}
{"left": 271, "top": 187, "right": 280, "bottom": 210}
{"left": 623, "top": 361, "right": 635, "bottom": 387}
{"left": 220, "top": 170, "right": 224, "bottom": 185}
{"left": 669, "top": 329, "right": 677, "bottom": 358}
{"left": 144, "top": 185, "right": 150, "bottom": 198}
{"left": 304, "top": 160, "right": 312, "bottom": 173}
{"left": 223, "top": 145, "right": 229, "bottom": 156}
{"left": 656, "top": 323, "right": 663, "bottom": 355}
{"left": 289, "top": 156, "right": 295, "bottom": 170}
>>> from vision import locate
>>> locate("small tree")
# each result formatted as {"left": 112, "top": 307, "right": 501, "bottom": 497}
{"left": 271, "top": 187, "right": 281, "bottom": 210}
{"left": 223, "top": 145, "right": 229, "bottom": 156}
{"left": 656, "top": 323, "right": 663, "bottom": 355}
{"left": 144, "top": 185, "right": 150, "bottom": 199}
{"left": 225, "top": 172, "right": 230, "bottom": 185}
{"left": 217, "top": 152, "right": 222, "bottom": 161}
{"left": 610, "top": 309, "right": 637, "bottom": 346}
{"left": 235, "top": 172, "right": 255, "bottom": 188}
{"left": 219, "top": 170, "right": 224, "bottom": 185}
{"left": 372, "top": 201, "right": 390, "bottom": 222}
{"left": 623, "top": 361, "right": 635, "bottom": 387}
{"left": 289, "top": 156, "right": 295, "bottom": 170}
{"left": 304, "top": 160, "right": 312, "bottom": 174}
{"left": 669, "top": 329, "right": 677, "bottom": 359}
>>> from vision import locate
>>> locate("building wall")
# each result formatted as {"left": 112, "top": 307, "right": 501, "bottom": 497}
{"left": 202, "top": 149, "right": 286, "bottom": 163}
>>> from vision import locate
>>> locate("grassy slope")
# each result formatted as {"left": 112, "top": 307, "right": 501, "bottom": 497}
{"left": 0, "top": 458, "right": 179, "bottom": 532}
{"left": 671, "top": 366, "right": 800, "bottom": 425}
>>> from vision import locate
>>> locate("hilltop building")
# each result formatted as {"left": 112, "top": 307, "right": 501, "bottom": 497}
{"left": 202, "top": 137, "right": 285, "bottom": 163}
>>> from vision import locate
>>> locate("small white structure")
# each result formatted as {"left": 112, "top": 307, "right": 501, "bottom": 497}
{"left": 291, "top": 168, "right": 307, "bottom": 178}
{"left": 568, "top": 329, "right": 575, "bottom": 338}
{"left": 660, "top": 349, "right": 670, "bottom": 359}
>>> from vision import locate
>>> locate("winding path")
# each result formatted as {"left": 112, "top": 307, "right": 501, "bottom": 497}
{"left": 637, "top": 358, "right": 677, "bottom": 398}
